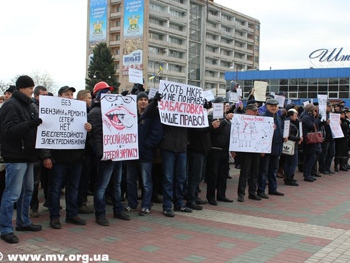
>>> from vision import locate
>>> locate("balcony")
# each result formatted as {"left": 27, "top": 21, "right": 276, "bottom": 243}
{"left": 208, "top": 14, "right": 221, "bottom": 22}
{"left": 149, "top": 24, "right": 187, "bottom": 37}
{"left": 109, "top": 40, "right": 121, "bottom": 46}
{"left": 110, "top": 12, "right": 121, "bottom": 18}
{"left": 157, "top": 0, "right": 187, "bottom": 10}
{"left": 149, "top": 9, "right": 170, "bottom": 20}
{"left": 110, "top": 26, "right": 121, "bottom": 32}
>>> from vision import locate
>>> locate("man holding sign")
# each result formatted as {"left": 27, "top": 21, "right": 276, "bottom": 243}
{"left": 43, "top": 86, "right": 92, "bottom": 230}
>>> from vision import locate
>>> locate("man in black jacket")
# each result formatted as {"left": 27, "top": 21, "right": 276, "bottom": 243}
{"left": 0, "top": 75, "right": 43, "bottom": 244}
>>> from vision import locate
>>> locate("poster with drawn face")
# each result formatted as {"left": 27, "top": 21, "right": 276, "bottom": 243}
{"left": 100, "top": 94, "right": 138, "bottom": 161}
{"left": 229, "top": 114, "right": 274, "bottom": 153}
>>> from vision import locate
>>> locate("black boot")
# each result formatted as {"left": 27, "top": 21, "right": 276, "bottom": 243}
{"left": 334, "top": 158, "right": 340, "bottom": 172}
{"left": 340, "top": 159, "right": 348, "bottom": 171}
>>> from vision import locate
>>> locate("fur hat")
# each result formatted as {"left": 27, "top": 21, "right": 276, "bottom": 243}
{"left": 16, "top": 75, "right": 34, "bottom": 89}
{"left": 304, "top": 103, "right": 315, "bottom": 112}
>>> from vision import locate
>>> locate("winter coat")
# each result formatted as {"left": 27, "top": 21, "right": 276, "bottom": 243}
{"left": 301, "top": 111, "right": 322, "bottom": 154}
{"left": 0, "top": 90, "right": 40, "bottom": 162}
{"left": 138, "top": 111, "right": 163, "bottom": 162}
{"left": 260, "top": 110, "right": 284, "bottom": 156}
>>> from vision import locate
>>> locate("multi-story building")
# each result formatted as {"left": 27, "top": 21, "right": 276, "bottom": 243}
{"left": 87, "top": 0, "right": 260, "bottom": 94}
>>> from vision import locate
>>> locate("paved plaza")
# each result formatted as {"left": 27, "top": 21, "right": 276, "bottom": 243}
{"left": 1, "top": 166, "right": 350, "bottom": 263}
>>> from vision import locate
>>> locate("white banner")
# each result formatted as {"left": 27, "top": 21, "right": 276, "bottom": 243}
{"left": 36, "top": 96, "right": 87, "bottom": 149}
{"left": 229, "top": 114, "right": 274, "bottom": 153}
{"left": 203, "top": 89, "right": 215, "bottom": 102}
{"left": 158, "top": 80, "right": 209, "bottom": 128}
{"left": 212, "top": 103, "right": 224, "bottom": 119}
{"left": 100, "top": 94, "right": 139, "bottom": 161}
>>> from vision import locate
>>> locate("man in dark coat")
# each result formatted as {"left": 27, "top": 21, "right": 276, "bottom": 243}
{"left": 0, "top": 75, "right": 43, "bottom": 244}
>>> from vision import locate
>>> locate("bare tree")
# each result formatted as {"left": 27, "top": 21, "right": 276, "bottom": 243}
{"left": 1, "top": 70, "right": 56, "bottom": 94}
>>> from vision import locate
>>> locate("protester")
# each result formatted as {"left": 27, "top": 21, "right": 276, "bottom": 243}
{"left": 0, "top": 75, "right": 42, "bottom": 244}
{"left": 236, "top": 104, "right": 262, "bottom": 202}
{"left": 301, "top": 104, "right": 321, "bottom": 182}
{"left": 283, "top": 109, "right": 303, "bottom": 186}
{"left": 44, "top": 86, "right": 92, "bottom": 229}
{"left": 257, "top": 98, "right": 286, "bottom": 198}
{"left": 206, "top": 96, "right": 234, "bottom": 205}
{"left": 125, "top": 92, "right": 163, "bottom": 216}
{"left": 88, "top": 82, "right": 130, "bottom": 226}
{"left": 30, "top": 85, "right": 48, "bottom": 218}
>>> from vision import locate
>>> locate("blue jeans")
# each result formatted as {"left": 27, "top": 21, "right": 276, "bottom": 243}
{"left": 319, "top": 141, "right": 335, "bottom": 172}
{"left": 48, "top": 163, "right": 82, "bottom": 219}
{"left": 94, "top": 161, "right": 123, "bottom": 217}
{"left": 284, "top": 151, "right": 298, "bottom": 180}
{"left": 0, "top": 163, "right": 34, "bottom": 235}
{"left": 161, "top": 150, "right": 187, "bottom": 211}
{"left": 258, "top": 154, "right": 279, "bottom": 193}
{"left": 127, "top": 161, "right": 153, "bottom": 210}
{"left": 186, "top": 151, "right": 206, "bottom": 203}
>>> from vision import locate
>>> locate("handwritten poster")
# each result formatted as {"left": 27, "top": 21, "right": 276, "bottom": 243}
{"left": 229, "top": 114, "right": 274, "bottom": 153}
{"left": 158, "top": 80, "right": 209, "bottom": 128}
{"left": 36, "top": 96, "right": 87, "bottom": 149}
{"left": 329, "top": 113, "right": 344, "bottom": 138}
{"left": 100, "top": 94, "right": 138, "bottom": 161}
{"left": 212, "top": 103, "right": 224, "bottom": 119}
{"left": 253, "top": 81, "right": 268, "bottom": 101}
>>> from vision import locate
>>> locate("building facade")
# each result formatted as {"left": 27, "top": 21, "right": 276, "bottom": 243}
{"left": 225, "top": 67, "right": 350, "bottom": 102}
{"left": 87, "top": 0, "right": 260, "bottom": 92}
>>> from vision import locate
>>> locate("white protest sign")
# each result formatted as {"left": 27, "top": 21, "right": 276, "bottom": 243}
{"left": 128, "top": 68, "right": 143, "bottom": 84}
{"left": 212, "top": 103, "right": 224, "bottom": 119}
{"left": 203, "top": 89, "right": 215, "bottom": 102}
{"left": 148, "top": 87, "right": 158, "bottom": 99}
{"left": 253, "top": 81, "right": 268, "bottom": 101}
{"left": 329, "top": 113, "right": 344, "bottom": 138}
{"left": 36, "top": 96, "right": 87, "bottom": 149}
{"left": 228, "top": 92, "right": 239, "bottom": 103}
{"left": 299, "top": 122, "right": 303, "bottom": 137}
{"left": 283, "top": 120, "right": 290, "bottom": 138}
{"left": 237, "top": 87, "right": 242, "bottom": 97}
{"left": 158, "top": 80, "right": 209, "bottom": 128}
{"left": 317, "top": 94, "right": 328, "bottom": 121}
{"left": 229, "top": 114, "right": 274, "bottom": 153}
{"left": 100, "top": 94, "right": 139, "bottom": 161}
{"left": 274, "top": 95, "right": 286, "bottom": 108}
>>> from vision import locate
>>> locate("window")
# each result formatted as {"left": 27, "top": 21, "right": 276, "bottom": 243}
{"left": 222, "top": 14, "right": 231, "bottom": 21}
{"left": 169, "top": 36, "right": 183, "bottom": 45}
{"left": 150, "top": 17, "right": 164, "bottom": 26}
{"left": 170, "top": 9, "right": 185, "bottom": 17}
{"left": 168, "top": 64, "right": 183, "bottom": 72}
{"left": 150, "top": 3, "right": 165, "bottom": 12}
{"left": 149, "top": 32, "right": 163, "bottom": 40}
{"left": 169, "top": 50, "right": 183, "bottom": 59}
{"left": 169, "top": 23, "right": 183, "bottom": 31}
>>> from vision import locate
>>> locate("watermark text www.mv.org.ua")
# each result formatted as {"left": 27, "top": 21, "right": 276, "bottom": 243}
{"left": 0, "top": 252, "right": 109, "bottom": 263}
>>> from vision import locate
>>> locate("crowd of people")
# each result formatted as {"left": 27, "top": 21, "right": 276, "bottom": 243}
{"left": 0, "top": 75, "right": 349, "bottom": 245}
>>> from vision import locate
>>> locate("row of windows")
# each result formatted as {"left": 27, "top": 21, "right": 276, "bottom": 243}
{"left": 236, "top": 78, "right": 350, "bottom": 99}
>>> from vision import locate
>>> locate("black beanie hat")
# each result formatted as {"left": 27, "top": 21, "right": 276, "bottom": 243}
{"left": 16, "top": 75, "right": 35, "bottom": 89}
{"left": 137, "top": 92, "right": 148, "bottom": 101}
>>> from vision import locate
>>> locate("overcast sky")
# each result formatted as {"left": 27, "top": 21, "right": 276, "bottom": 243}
{"left": 1, "top": 0, "right": 350, "bottom": 91}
